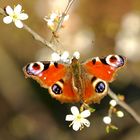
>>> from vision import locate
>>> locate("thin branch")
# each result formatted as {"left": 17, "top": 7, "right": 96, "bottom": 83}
{"left": 0, "top": 8, "right": 6, "bottom": 15}
{"left": 55, "top": 0, "right": 75, "bottom": 32}
{"left": 50, "top": 0, "right": 76, "bottom": 42}
{"left": 23, "top": 24, "right": 57, "bottom": 52}
{"left": 0, "top": 7, "right": 58, "bottom": 52}
{"left": 108, "top": 88, "right": 140, "bottom": 124}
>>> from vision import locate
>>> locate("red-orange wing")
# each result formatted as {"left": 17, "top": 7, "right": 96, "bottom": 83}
{"left": 81, "top": 55, "right": 126, "bottom": 104}
{"left": 81, "top": 76, "right": 108, "bottom": 104}
{"left": 83, "top": 55, "right": 126, "bottom": 82}
{"left": 23, "top": 61, "right": 80, "bottom": 103}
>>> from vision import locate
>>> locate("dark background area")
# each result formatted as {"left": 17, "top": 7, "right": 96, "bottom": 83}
{"left": 0, "top": 0, "right": 140, "bottom": 140}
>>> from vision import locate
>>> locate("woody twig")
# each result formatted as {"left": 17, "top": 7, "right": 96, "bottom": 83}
{"left": 108, "top": 88, "right": 140, "bottom": 124}
{"left": 50, "top": 0, "right": 76, "bottom": 43}
{"left": 0, "top": 7, "right": 57, "bottom": 52}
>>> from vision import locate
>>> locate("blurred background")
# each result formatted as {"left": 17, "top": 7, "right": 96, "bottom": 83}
{"left": 0, "top": 0, "right": 140, "bottom": 140}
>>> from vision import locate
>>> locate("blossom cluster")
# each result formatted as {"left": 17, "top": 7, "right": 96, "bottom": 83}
{"left": 44, "top": 11, "right": 69, "bottom": 31}
{"left": 3, "top": 5, "right": 69, "bottom": 31}
{"left": 103, "top": 99, "right": 124, "bottom": 133}
{"left": 51, "top": 51, "right": 80, "bottom": 63}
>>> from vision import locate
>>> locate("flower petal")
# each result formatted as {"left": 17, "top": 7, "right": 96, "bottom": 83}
{"left": 81, "top": 110, "right": 91, "bottom": 118}
{"left": 61, "top": 51, "right": 69, "bottom": 61}
{"left": 64, "top": 15, "right": 69, "bottom": 21}
{"left": 72, "top": 121, "right": 81, "bottom": 131}
{"left": 47, "top": 20, "right": 54, "bottom": 26}
{"left": 73, "top": 51, "right": 80, "bottom": 59}
{"left": 109, "top": 100, "right": 117, "bottom": 107}
{"left": 51, "top": 52, "right": 61, "bottom": 61}
{"left": 71, "top": 106, "right": 79, "bottom": 116}
{"left": 5, "top": 6, "right": 14, "bottom": 15}
{"left": 65, "top": 115, "right": 75, "bottom": 121}
{"left": 3, "top": 16, "right": 12, "bottom": 24}
{"left": 82, "top": 119, "right": 90, "bottom": 127}
{"left": 14, "top": 20, "right": 23, "bottom": 28}
{"left": 20, "top": 13, "right": 28, "bottom": 20}
{"left": 103, "top": 116, "right": 111, "bottom": 124}
{"left": 50, "top": 13, "right": 57, "bottom": 20}
{"left": 116, "top": 111, "right": 124, "bottom": 118}
{"left": 14, "top": 4, "right": 22, "bottom": 14}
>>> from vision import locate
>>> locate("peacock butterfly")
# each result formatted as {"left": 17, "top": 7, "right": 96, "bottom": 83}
{"left": 23, "top": 54, "right": 126, "bottom": 104}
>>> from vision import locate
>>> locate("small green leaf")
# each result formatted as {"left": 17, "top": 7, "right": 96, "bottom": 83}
{"left": 106, "top": 125, "right": 110, "bottom": 133}
{"left": 80, "top": 104, "right": 95, "bottom": 112}
{"left": 110, "top": 125, "right": 118, "bottom": 130}
{"left": 89, "top": 107, "right": 96, "bottom": 113}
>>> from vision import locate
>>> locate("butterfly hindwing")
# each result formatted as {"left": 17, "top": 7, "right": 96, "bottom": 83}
{"left": 82, "top": 76, "right": 108, "bottom": 104}
{"left": 48, "top": 76, "right": 80, "bottom": 103}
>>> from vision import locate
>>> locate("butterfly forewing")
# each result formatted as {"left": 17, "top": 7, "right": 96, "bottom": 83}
{"left": 83, "top": 55, "right": 126, "bottom": 82}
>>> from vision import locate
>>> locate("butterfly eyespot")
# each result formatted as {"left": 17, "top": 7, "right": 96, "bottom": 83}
{"left": 26, "top": 62, "right": 44, "bottom": 75}
{"left": 92, "top": 78, "right": 108, "bottom": 94}
{"left": 95, "top": 82, "right": 106, "bottom": 93}
{"left": 105, "top": 55, "right": 125, "bottom": 68}
{"left": 32, "top": 63, "right": 41, "bottom": 70}
{"left": 51, "top": 84, "right": 62, "bottom": 94}
{"left": 49, "top": 81, "right": 64, "bottom": 95}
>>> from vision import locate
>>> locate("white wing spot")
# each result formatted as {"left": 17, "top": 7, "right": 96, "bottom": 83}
{"left": 39, "top": 73, "right": 43, "bottom": 77}
{"left": 108, "top": 71, "right": 111, "bottom": 74}
{"left": 95, "top": 57, "right": 100, "bottom": 62}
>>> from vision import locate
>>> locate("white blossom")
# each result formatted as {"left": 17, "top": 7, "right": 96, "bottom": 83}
{"left": 65, "top": 106, "right": 91, "bottom": 131}
{"left": 63, "top": 14, "right": 69, "bottom": 21}
{"left": 3, "top": 4, "right": 28, "bottom": 28}
{"left": 51, "top": 51, "right": 70, "bottom": 63}
{"left": 44, "top": 12, "right": 69, "bottom": 29}
{"left": 60, "top": 51, "right": 70, "bottom": 63}
{"left": 73, "top": 51, "right": 80, "bottom": 59}
{"left": 116, "top": 111, "right": 124, "bottom": 118}
{"left": 109, "top": 99, "right": 117, "bottom": 107}
{"left": 51, "top": 51, "right": 81, "bottom": 64}
{"left": 44, "top": 12, "right": 58, "bottom": 27}
{"left": 103, "top": 116, "right": 112, "bottom": 124}
{"left": 51, "top": 52, "right": 61, "bottom": 61}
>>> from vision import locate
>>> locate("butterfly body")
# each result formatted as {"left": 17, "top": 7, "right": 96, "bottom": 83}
{"left": 23, "top": 55, "right": 126, "bottom": 104}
